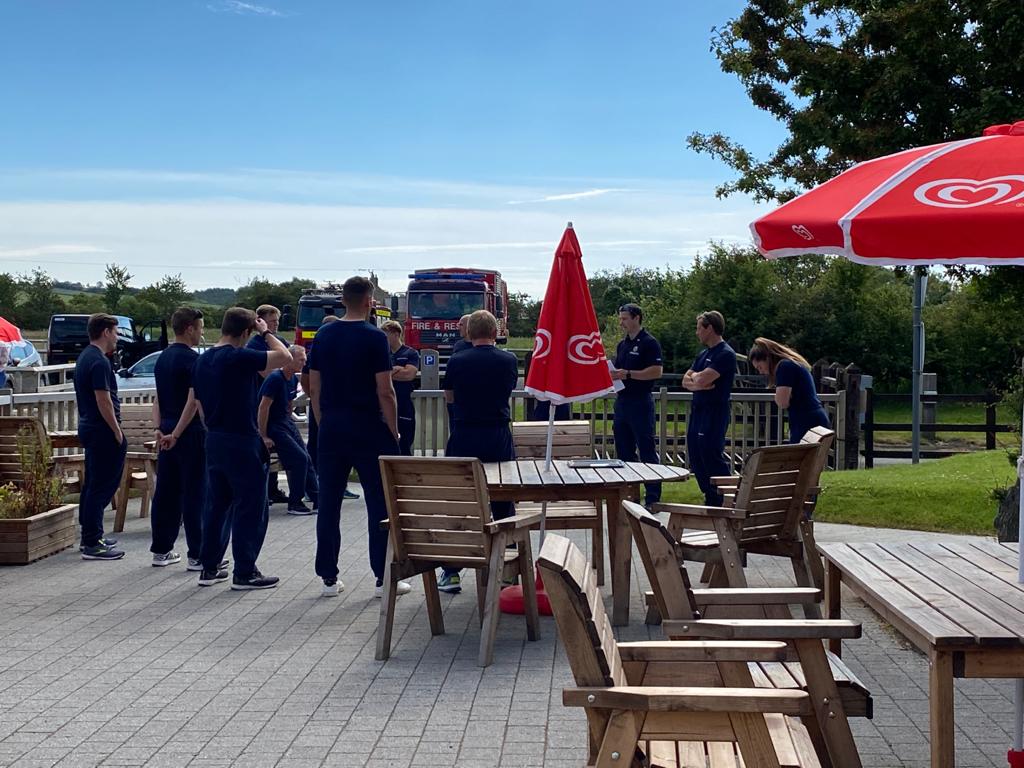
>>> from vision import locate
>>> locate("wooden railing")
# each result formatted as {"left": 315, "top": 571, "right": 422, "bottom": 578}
{"left": 8, "top": 386, "right": 843, "bottom": 469}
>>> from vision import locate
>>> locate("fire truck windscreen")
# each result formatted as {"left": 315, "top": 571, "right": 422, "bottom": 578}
{"left": 408, "top": 292, "right": 484, "bottom": 320}
{"left": 298, "top": 304, "right": 345, "bottom": 327}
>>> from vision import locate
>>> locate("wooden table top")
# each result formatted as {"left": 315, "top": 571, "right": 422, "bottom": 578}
{"left": 47, "top": 430, "right": 81, "bottom": 449}
{"left": 483, "top": 458, "right": 689, "bottom": 489}
{"left": 819, "top": 540, "right": 1024, "bottom": 651}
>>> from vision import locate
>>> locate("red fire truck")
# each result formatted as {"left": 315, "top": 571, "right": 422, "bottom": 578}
{"left": 403, "top": 268, "right": 509, "bottom": 353}
{"left": 292, "top": 286, "right": 392, "bottom": 349}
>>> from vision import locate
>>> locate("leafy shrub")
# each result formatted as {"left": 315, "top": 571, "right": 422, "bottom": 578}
{"left": 0, "top": 428, "right": 63, "bottom": 520}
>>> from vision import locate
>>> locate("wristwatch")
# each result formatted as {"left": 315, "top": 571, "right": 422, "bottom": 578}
{"left": 260, "top": 329, "right": 270, "bottom": 338}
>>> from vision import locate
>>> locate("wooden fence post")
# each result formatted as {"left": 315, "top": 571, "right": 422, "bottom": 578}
{"left": 658, "top": 386, "right": 668, "bottom": 464}
{"left": 842, "top": 364, "right": 862, "bottom": 470}
{"left": 986, "top": 389, "right": 997, "bottom": 451}
{"left": 863, "top": 387, "right": 874, "bottom": 469}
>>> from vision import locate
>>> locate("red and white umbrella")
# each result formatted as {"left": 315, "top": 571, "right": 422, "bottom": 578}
{"left": 751, "top": 121, "right": 1024, "bottom": 762}
{"left": 0, "top": 317, "right": 23, "bottom": 344}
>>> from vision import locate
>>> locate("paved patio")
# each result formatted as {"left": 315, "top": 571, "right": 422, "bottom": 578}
{"left": 0, "top": 492, "right": 1015, "bottom": 768}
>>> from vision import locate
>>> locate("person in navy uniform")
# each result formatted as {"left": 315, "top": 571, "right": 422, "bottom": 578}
{"left": 247, "top": 304, "right": 290, "bottom": 505}
{"left": 682, "top": 311, "right": 737, "bottom": 506}
{"left": 609, "top": 303, "right": 664, "bottom": 507}
{"left": 73, "top": 313, "right": 128, "bottom": 560}
{"left": 258, "top": 345, "right": 319, "bottom": 515}
{"left": 747, "top": 337, "right": 829, "bottom": 443}
{"left": 451, "top": 313, "right": 473, "bottom": 355}
{"left": 193, "top": 307, "right": 292, "bottom": 590}
{"left": 439, "top": 309, "right": 519, "bottom": 593}
{"left": 382, "top": 321, "right": 420, "bottom": 456}
{"left": 150, "top": 307, "right": 207, "bottom": 569}
{"left": 309, "top": 276, "right": 409, "bottom": 599}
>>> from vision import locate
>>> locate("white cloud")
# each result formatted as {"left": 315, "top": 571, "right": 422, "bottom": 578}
{"left": 207, "top": 1, "right": 286, "bottom": 17}
{"left": 0, "top": 244, "right": 109, "bottom": 258}
{"left": 207, "top": 259, "right": 280, "bottom": 267}
{"left": 507, "top": 188, "right": 634, "bottom": 205}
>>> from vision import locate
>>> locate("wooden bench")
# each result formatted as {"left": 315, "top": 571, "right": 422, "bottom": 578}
{"left": 113, "top": 404, "right": 158, "bottom": 532}
{"left": 538, "top": 533, "right": 856, "bottom": 767}
{"left": 626, "top": 500, "right": 872, "bottom": 746}
{"left": 376, "top": 456, "right": 541, "bottom": 667}
{"left": 511, "top": 420, "right": 604, "bottom": 584}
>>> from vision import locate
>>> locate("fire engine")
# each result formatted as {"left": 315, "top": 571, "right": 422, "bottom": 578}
{"left": 293, "top": 286, "right": 392, "bottom": 349}
{"left": 402, "top": 268, "right": 509, "bottom": 353}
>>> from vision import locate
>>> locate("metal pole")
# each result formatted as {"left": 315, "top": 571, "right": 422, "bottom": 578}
{"left": 1014, "top": 366, "right": 1024, "bottom": 755}
{"left": 539, "top": 407, "right": 555, "bottom": 547}
{"left": 911, "top": 268, "right": 926, "bottom": 464}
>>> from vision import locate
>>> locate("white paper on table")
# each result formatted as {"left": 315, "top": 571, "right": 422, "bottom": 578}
{"left": 607, "top": 360, "right": 625, "bottom": 392}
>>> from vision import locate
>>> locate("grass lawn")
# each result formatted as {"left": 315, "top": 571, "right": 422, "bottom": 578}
{"left": 870, "top": 400, "right": 1018, "bottom": 448}
{"left": 660, "top": 448, "right": 1017, "bottom": 536}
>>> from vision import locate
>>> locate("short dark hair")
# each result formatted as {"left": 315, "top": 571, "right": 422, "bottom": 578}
{"left": 618, "top": 303, "right": 643, "bottom": 322}
{"left": 697, "top": 310, "right": 725, "bottom": 336}
{"left": 255, "top": 304, "right": 280, "bottom": 319}
{"left": 221, "top": 307, "right": 257, "bottom": 338}
{"left": 87, "top": 313, "right": 118, "bottom": 340}
{"left": 171, "top": 307, "right": 204, "bottom": 336}
{"left": 342, "top": 276, "right": 374, "bottom": 305}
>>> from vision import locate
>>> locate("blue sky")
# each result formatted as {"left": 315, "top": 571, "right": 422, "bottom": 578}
{"left": 0, "top": 0, "right": 785, "bottom": 295}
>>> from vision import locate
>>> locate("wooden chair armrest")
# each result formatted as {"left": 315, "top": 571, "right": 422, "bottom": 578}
{"left": 617, "top": 640, "right": 788, "bottom": 663}
{"left": 564, "top": 686, "right": 810, "bottom": 715}
{"left": 486, "top": 509, "right": 544, "bottom": 531}
{"left": 691, "top": 587, "right": 822, "bottom": 606}
{"left": 710, "top": 475, "right": 738, "bottom": 488}
{"left": 651, "top": 502, "right": 747, "bottom": 520}
{"left": 125, "top": 450, "right": 157, "bottom": 461}
{"left": 663, "top": 618, "right": 862, "bottom": 641}
{"left": 52, "top": 454, "right": 85, "bottom": 465}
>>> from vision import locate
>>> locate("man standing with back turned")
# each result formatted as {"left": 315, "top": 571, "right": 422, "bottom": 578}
{"left": 309, "top": 276, "right": 409, "bottom": 599}
{"left": 74, "top": 313, "right": 127, "bottom": 560}
{"left": 193, "top": 307, "right": 291, "bottom": 589}
{"left": 609, "top": 303, "right": 664, "bottom": 508}
{"left": 682, "top": 311, "right": 736, "bottom": 507}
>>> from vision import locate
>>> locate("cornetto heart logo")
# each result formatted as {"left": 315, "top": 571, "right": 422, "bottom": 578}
{"left": 914, "top": 176, "right": 1024, "bottom": 208}
{"left": 791, "top": 225, "right": 814, "bottom": 241}
{"left": 567, "top": 332, "right": 605, "bottom": 365}
{"left": 533, "top": 329, "right": 552, "bottom": 359}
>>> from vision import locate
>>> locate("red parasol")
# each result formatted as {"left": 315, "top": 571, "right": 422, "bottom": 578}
{"left": 0, "top": 317, "right": 23, "bottom": 343}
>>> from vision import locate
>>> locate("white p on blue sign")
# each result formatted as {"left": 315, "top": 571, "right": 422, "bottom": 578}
{"left": 424, "top": 354, "right": 436, "bottom": 367}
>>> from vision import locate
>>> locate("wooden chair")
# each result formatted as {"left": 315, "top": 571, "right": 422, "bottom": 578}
{"left": 511, "top": 420, "right": 605, "bottom": 584}
{"left": 376, "top": 456, "right": 542, "bottom": 667}
{"left": 655, "top": 440, "right": 829, "bottom": 618}
{"left": 626, "top": 499, "right": 872, "bottom": 762}
{"left": 112, "top": 404, "right": 158, "bottom": 532}
{"left": 539, "top": 533, "right": 852, "bottom": 768}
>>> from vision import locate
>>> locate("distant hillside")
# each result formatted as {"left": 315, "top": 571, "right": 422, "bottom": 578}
{"left": 191, "top": 287, "right": 237, "bottom": 306}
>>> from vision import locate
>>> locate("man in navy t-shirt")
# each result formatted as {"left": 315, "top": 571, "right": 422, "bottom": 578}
{"left": 610, "top": 303, "right": 664, "bottom": 506}
{"left": 439, "top": 310, "right": 519, "bottom": 593}
{"left": 309, "top": 276, "right": 404, "bottom": 599}
{"left": 682, "top": 311, "right": 737, "bottom": 506}
{"left": 73, "top": 314, "right": 128, "bottom": 560}
{"left": 193, "top": 307, "right": 292, "bottom": 590}
{"left": 258, "top": 345, "right": 319, "bottom": 515}
{"left": 247, "top": 304, "right": 290, "bottom": 505}
{"left": 382, "top": 321, "right": 420, "bottom": 456}
{"left": 150, "top": 307, "right": 207, "bottom": 569}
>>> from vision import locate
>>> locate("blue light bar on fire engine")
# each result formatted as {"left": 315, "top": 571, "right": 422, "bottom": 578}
{"left": 409, "top": 272, "right": 488, "bottom": 281}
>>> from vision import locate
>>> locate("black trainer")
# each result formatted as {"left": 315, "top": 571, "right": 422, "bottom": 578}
{"left": 286, "top": 501, "right": 314, "bottom": 516}
{"left": 231, "top": 570, "right": 279, "bottom": 590}
{"left": 81, "top": 542, "right": 125, "bottom": 561}
{"left": 268, "top": 489, "right": 289, "bottom": 505}
{"left": 79, "top": 537, "right": 118, "bottom": 552}
{"left": 198, "top": 568, "right": 229, "bottom": 586}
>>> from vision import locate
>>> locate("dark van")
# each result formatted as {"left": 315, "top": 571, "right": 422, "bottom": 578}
{"left": 47, "top": 314, "right": 168, "bottom": 368}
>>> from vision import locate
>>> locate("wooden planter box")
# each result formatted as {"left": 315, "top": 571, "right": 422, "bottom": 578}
{"left": 0, "top": 504, "right": 77, "bottom": 565}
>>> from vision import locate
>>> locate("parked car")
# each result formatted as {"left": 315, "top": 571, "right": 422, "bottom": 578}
{"left": 117, "top": 347, "right": 211, "bottom": 390}
{"left": 47, "top": 314, "right": 167, "bottom": 368}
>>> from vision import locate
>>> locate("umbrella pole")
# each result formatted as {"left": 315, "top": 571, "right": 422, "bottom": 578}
{"left": 539, "top": 409, "right": 555, "bottom": 547}
{"left": 911, "top": 267, "right": 926, "bottom": 465}
{"left": 1014, "top": 366, "right": 1024, "bottom": 759}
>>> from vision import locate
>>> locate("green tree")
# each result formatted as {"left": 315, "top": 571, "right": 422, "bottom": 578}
{"left": 507, "top": 291, "right": 541, "bottom": 337}
{"left": 118, "top": 295, "right": 160, "bottom": 324}
{"left": 0, "top": 273, "right": 19, "bottom": 318}
{"left": 137, "top": 274, "right": 189, "bottom": 320}
{"left": 235, "top": 277, "right": 316, "bottom": 312}
{"left": 689, "top": 0, "right": 1024, "bottom": 203}
{"left": 16, "top": 270, "right": 64, "bottom": 329}
{"left": 65, "top": 292, "right": 106, "bottom": 315}
{"left": 104, "top": 264, "right": 133, "bottom": 313}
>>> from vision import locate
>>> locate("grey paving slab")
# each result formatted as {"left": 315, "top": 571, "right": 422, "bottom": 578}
{"left": 0, "top": 494, "right": 1017, "bottom": 767}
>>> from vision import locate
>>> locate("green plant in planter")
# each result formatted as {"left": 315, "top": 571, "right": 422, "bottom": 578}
{"left": 0, "top": 428, "right": 63, "bottom": 520}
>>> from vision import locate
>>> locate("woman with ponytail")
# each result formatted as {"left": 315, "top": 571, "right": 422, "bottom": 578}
{"left": 747, "top": 338, "right": 830, "bottom": 443}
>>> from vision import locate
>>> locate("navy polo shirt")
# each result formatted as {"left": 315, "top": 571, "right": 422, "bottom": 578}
{"left": 193, "top": 345, "right": 268, "bottom": 435}
{"left": 451, "top": 338, "right": 473, "bottom": 356}
{"left": 775, "top": 358, "right": 828, "bottom": 438}
{"left": 614, "top": 329, "right": 663, "bottom": 398}
{"left": 443, "top": 345, "right": 518, "bottom": 424}
{"left": 391, "top": 344, "right": 420, "bottom": 418}
{"left": 245, "top": 331, "right": 286, "bottom": 353}
{"left": 154, "top": 343, "right": 200, "bottom": 435}
{"left": 308, "top": 320, "right": 392, "bottom": 432}
{"left": 259, "top": 369, "right": 299, "bottom": 430}
{"left": 691, "top": 341, "right": 737, "bottom": 408}
{"left": 74, "top": 344, "right": 120, "bottom": 433}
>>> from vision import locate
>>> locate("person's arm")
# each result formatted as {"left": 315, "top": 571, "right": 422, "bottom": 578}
{"left": 151, "top": 394, "right": 162, "bottom": 438}
{"left": 162, "top": 390, "right": 199, "bottom": 450}
{"left": 689, "top": 368, "right": 720, "bottom": 390}
{"left": 257, "top": 395, "right": 275, "bottom": 449}
{"left": 376, "top": 371, "right": 399, "bottom": 440}
{"left": 773, "top": 360, "right": 795, "bottom": 409}
{"left": 775, "top": 386, "right": 793, "bottom": 409}
{"left": 309, "top": 370, "right": 321, "bottom": 425}
{"left": 392, "top": 362, "right": 418, "bottom": 382}
{"left": 253, "top": 319, "right": 291, "bottom": 372}
{"left": 94, "top": 390, "right": 124, "bottom": 443}
{"left": 628, "top": 364, "right": 664, "bottom": 381}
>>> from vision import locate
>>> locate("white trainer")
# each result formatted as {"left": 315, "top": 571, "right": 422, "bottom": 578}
{"left": 375, "top": 579, "right": 412, "bottom": 598}
{"left": 321, "top": 579, "right": 344, "bottom": 597}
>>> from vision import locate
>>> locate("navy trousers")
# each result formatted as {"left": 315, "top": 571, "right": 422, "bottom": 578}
{"left": 78, "top": 428, "right": 127, "bottom": 547}
{"left": 270, "top": 421, "right": 318, "bottom": 504}
{"left": 151, "top": 426, "right": 206, "bottom": 558}
{"left": 398, "top": 414, "right": 415, "bottom": 456}
{"left": 200, "top": 432, "right": 269, "bottom": 577}
{"left": 613, "top": 394, "right": 662, "bottom": 505}
{"left": 306, "top": 410, "right": 319, "bottom": 468}
{"left": 686, "top": 404, "right": 731, "bottom": 507}
{"left": 315, "top": 419, "right": 398, "bottom": 582}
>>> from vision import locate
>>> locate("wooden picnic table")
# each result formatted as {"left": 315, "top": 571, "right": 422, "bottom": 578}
{"left": 819, "top": 540, "right": 1024, "bottom": 768}
{"left": 483, "top": 458, "right": 690, "bottom": 626}
{"left": 48, "top": 430, "right": 80, "bottom": 449}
